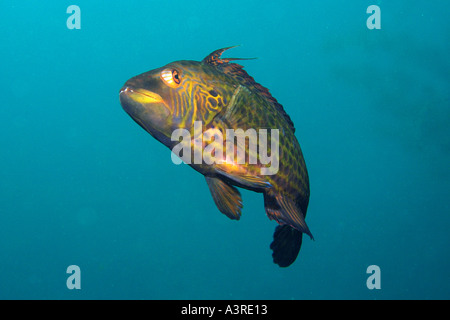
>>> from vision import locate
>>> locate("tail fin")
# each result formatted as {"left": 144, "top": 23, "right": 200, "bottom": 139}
{"left": 270, "top": 225, "right": 303, "bottom": 267}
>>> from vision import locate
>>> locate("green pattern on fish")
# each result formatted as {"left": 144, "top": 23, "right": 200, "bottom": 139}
{"left": 119, "top": 47, "right": 313, "bottom": 267}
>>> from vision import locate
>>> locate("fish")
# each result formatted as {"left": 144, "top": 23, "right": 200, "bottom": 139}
{"left": 119, "top": 47, "right": 313, "bottom": 267}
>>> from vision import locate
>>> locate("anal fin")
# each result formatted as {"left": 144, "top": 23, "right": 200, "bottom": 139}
{"left": 264, "top": 193, "right": 314, "bottom": 240}
{"left": 206, "top": 176, "right": 243, "bottom": 220}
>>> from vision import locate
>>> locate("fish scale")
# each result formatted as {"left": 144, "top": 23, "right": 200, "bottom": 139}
{"left": 119, "top": 47, "right": 312, "bottom": 267}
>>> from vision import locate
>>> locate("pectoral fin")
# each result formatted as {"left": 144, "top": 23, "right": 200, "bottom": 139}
{"left": 206, "top": 176, "right": 243, "bottom": 220}
{"left": 215, "top": 166, "right": 272, "bottom": 190}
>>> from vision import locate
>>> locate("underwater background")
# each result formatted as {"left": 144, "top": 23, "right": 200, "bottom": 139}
{"left": 0, "top": 0, "right": 448, "bottom": 299}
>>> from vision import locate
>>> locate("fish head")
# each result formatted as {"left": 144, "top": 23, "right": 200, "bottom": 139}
{"left": 119, "top": 65, "right": 175, "bottom": 142}
{"left": 120, "top": 59, "right": 237, "bottom": 143}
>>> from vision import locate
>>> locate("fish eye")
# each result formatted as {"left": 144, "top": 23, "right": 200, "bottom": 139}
{"left": 161, "top": 68, "right": 181, "bottom": 87}
{"left": 172, "top": 70, "right": 180, "bottom": 84}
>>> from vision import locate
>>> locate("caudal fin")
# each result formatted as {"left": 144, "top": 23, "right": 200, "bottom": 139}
{"left": 270, "top": 225, "right": 303, "bottom": 267}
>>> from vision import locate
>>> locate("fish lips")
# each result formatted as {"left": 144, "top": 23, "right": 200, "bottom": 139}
{"left": 119, "top": 86, "right": 171, "bottom": 133}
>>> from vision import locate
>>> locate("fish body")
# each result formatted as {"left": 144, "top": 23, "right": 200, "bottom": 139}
{"left": 119, "top": 47, "right": 312, "bottom": 267}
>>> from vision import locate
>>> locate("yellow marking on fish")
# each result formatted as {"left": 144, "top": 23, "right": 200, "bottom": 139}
{"left": 127, "top": 88, "right": 164, "bottom": 104}
{"left": 216, "top": 154, "right": 248, "bottom": 175}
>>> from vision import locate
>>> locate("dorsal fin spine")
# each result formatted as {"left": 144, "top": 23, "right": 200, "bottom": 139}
{"left": 202, "top": 47, "right": 296, "bottom": 132}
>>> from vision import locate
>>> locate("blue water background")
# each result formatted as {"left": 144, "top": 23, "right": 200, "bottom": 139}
{"left": 0, "top": 0, "right": 448, "bottom": 299}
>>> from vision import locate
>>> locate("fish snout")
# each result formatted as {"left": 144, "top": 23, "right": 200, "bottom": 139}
{"left": 119, "top": 85, "right": 172, "bottom": 134}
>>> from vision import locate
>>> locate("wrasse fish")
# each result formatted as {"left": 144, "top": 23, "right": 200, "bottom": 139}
{"left": 119, "top": 47, "right": 313, "bottom": 267}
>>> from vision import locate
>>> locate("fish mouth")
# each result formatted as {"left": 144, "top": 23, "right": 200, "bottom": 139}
{"left": 119, "top": 85, "right": 171, "bottom": 136}
{"left": 119, "top": 87, "right": 164, "bottom": 104}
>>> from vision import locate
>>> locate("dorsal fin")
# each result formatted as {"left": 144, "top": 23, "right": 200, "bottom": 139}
{"left": 202, "top": 46, "right": 295, "bottom": 132}
{"left": 202, "top": 46, "right": 255, "bottom": 65}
